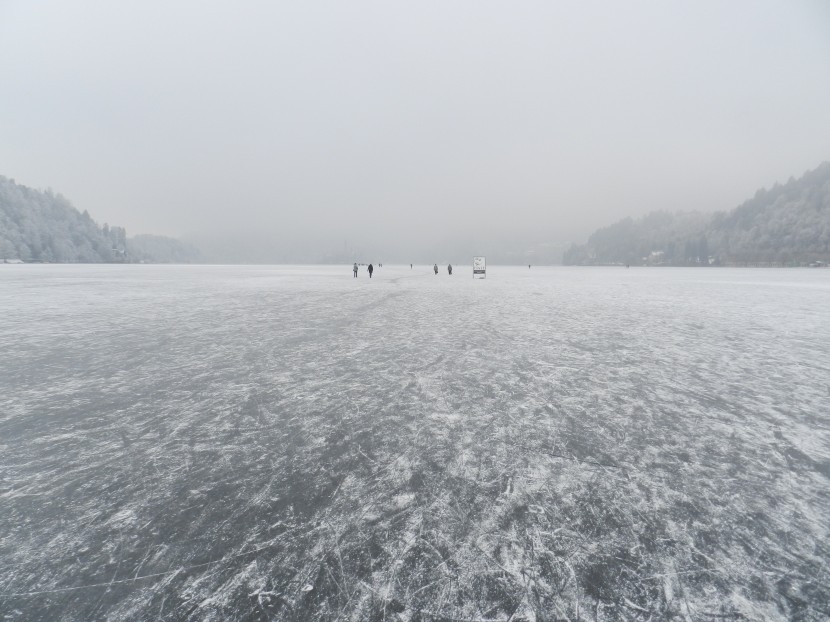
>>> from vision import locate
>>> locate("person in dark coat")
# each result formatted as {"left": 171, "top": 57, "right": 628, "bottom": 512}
{"left": 448, "top": 263, "right": 453, "bottom": 275}
{"left": 368, "top": 263, "right": 374, "bottom": 278}
{"left": 433, "top": 263, "right": 438, "bottom": 275}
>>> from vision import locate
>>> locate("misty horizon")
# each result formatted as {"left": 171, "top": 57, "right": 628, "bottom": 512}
{"left": 2, "top": 1, "right": 829, "bottom": 256}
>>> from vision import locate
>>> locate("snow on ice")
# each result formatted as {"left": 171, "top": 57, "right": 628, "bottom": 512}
{"left": 0, "top": 264, "right": 828, "bottom": 620}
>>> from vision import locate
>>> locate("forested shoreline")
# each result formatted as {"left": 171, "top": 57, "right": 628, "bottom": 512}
{"left": 0, "top": 176, "right": 199, "bottom": 263}
{"left": 5, "top": 164, "right": 830, "bottom": 267}
{"left": 564, "top": 162, "right": 830, "bottom": 266}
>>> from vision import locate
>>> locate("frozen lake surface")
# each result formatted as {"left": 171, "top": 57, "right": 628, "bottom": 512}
{"left": 1, "top": 264, "right": 829, "bottom": 621}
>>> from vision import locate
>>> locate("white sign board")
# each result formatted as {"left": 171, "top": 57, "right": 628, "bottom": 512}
{"left": 473, "top": 256, "right": 486, "bottom": 279}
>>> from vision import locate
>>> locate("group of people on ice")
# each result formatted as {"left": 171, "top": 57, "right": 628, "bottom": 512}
{"left": 352, "top": 263, "right": 452, "bottom": 278}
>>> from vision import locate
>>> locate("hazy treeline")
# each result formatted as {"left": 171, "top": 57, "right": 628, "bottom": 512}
{"left": 564, "top": 162, "right": 830, "bottom": 266}
{"left": 0, "top": 176, "right": 198, "bottom": 263}
{"left": 128, "top": 234, "right": 201, "bottom": 264}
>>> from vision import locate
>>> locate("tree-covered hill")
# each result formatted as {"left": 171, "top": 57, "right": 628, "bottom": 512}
{"left": 0, "top": 176, "right": 199, "bottom": 263}
{"left": 564, "top": 162, "right": 830, "bottom": 266}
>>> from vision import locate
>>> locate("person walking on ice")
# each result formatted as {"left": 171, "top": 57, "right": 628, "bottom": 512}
{"left": 433, "top": 263, "right": 438, "bottom": 275}
{"left": 368, "top": 263, "right": 374, "bottom": 278}
{"left": 353, "top": 262, "right": 358, "bottom": 278}
{"left": 447, "top": 263, "right": 453, "bottom": 275}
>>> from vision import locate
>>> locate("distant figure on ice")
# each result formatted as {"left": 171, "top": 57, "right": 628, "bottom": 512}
{"left": 528, "top": 264, "right": 531, "bottom": 269}
{"left": 368, "top": 263, "right": 374, "bottom": 278}
{"left": 353, "top": 262, "right": 358, "bottom": 278}
{"left": 433, "top": 263, "right": 438, "bottom": 275}
{"left": 447, "top": 263, "right": 453, "bottom": 275}
{"left": 410, "top": 264, "right": 413, "bottom": 269}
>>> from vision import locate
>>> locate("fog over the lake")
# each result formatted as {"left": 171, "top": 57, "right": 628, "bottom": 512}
{"left": 1, "top": 1, "right": 829, "bottom": 260}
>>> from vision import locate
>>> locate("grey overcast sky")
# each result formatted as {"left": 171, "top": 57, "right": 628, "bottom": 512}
{"left": 1, "top": 0, "right": 829, "bottom": 258}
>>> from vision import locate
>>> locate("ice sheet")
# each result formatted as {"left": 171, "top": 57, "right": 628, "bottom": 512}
{"left": 1, "top": 264, "right": 828, "bottom": 620}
